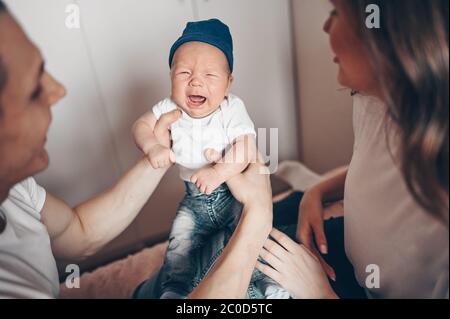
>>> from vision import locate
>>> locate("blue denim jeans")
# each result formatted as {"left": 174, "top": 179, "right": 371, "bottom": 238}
{"left": 156, "top": 182, "right": 288, "bottom": 299}
{"left": 133, "top": 192, "right": 367, "bottom": 299}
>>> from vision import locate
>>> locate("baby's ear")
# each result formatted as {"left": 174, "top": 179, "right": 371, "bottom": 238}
{"left": 226, "top": 74, "right": 234, "bottom": 92}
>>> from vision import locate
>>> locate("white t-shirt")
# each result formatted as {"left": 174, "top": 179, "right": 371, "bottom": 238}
{"left": 344, "top": 94, "right": 449, "bottom": 298}
{"left": 152, "top": 94, "right": 256, "bottom": 181}
{"left": 0, "top": 178, "right": 59, "bottom": 298}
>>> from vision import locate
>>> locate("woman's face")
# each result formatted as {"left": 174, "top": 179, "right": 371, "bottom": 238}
{"left": 0, "top": 12, "right": 65, "bottom": 193}
{"left": 323, "top": 0, "right": 380, "bottom": 96}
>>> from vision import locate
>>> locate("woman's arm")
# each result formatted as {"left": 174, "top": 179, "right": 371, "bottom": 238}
{"left": 189, "top": 161, "right": 273, "bottom": 298}
{"left": 311, "top": 166, "right": 348, "bottom": 203}
{"left": 296, "top": 166, "right": 348, "bottom": 280}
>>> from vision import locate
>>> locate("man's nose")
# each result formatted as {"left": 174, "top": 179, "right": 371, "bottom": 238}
{"left": 43, "top": 72, "right": 66, "bottom": 107}
{"left": 323, "top": 17, "right": 332, "bottom": 33}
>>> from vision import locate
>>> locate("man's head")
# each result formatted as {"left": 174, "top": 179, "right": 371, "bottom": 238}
{"left": 0, "top": 3, "right": 66, "bottom": 200}
{"left": 169, "top": 19, "right": 234, "bottom": 119}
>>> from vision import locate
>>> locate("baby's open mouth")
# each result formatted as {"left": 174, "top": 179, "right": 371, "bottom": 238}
{"left": 188, "top": 95, "right": 207, "bottom": 107}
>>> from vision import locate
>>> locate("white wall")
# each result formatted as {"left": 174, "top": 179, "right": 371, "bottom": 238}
{"left": 4, "top": 0, "right": 299, "bottom": 267}
{"left": 292, "top": 0, "right": 354, "bottom": 173}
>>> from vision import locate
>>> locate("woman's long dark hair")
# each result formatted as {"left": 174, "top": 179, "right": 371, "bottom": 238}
{"left": 344, "top": 0, "right": 449, "bottom": 222}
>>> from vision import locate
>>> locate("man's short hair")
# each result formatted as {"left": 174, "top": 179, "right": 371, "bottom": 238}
{"left": 0, "top": 0, "right": 8, "bottom": 115}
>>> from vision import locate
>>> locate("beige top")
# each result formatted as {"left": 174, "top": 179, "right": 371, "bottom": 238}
{"left": 344, "top": 94, "right": 449, "bottom": 299}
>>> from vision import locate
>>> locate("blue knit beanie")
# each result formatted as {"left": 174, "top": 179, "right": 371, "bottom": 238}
{"left": 169, "top": 19, "right": 234, "bottom": 73}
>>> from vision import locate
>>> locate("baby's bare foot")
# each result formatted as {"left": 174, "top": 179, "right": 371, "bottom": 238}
{"left": 191, "top": 167, "right": 225, "bottom": 194}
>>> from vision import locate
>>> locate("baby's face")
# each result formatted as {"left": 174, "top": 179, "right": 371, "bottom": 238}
{"left": 170, "top": 42, "right": 233, "bottom": 118}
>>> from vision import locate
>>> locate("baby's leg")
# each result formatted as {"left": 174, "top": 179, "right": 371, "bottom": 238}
{"left": 255, "top": 275, "right": 291, "bottom": 299}
{"left": 159, "top": 208, "right": 196, "bottom": 299}
{"left": 160, "top": 199, "right": 217, "bottom": 299}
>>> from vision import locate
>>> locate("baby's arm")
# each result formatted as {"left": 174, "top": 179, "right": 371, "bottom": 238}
{"left": 191, "top": 134, "right": 257, "bottom": 194}
{"left": 132, "top": 112, "right": 174, "bottom": 169}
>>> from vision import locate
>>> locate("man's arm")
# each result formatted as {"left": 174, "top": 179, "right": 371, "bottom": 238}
{"left": 189, "top": 161, "right": 273, "bottom": 298}
{"left": 41, "top": 109, "right": 181, "bottom": 261}
{"left": 41, "top": 157, "right": 168, "bottom": 261}
{"left": 189, "top": 203, "right": 271, "bottom": 298}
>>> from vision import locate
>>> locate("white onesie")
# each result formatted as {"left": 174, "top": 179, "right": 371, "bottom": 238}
{"left": 152, "top": 94, "right": 256, "bottom": 181}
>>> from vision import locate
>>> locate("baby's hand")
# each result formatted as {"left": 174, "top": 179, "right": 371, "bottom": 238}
{"left": 191, "top": 166, "right": 226, "bottom": 195}
{"left": 204, "top": 148, "right": 223, "bottom": 163}
{"left": 147, "top": 144, "right": 175, "bottom": 169}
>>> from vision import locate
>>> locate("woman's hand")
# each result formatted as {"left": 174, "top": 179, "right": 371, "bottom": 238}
{"left": 257, "top": 228, "right": 338, "bottom": 299}
{"left": 297, "top": 187, "right": 336, "bottom": 280}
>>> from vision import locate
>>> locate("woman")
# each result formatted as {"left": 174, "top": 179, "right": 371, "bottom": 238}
{"left": 135, "top": 0, "right": 449, "bottom": 299}
{"left": 257, "top": 0, "right": 449, "bottom": 298}
{"left": 0, "top": 1, "right": 272, "bottom": 299}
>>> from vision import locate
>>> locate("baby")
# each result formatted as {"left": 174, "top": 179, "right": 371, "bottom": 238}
{"left": 133, "top": 19, "right": 289, "bottom": 299}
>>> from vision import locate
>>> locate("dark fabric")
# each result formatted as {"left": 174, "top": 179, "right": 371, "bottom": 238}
{"left": 273, "top": 191, "right": 367, "bottom": 299}
{"left": 169, "top": 18, "right": 234, "bottom": 72}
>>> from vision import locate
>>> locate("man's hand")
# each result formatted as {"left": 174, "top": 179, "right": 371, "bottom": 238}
{"left": 154, "top": 109, "right": 181, "bottom": 148}
{"left": 143, "top": 110, "right": 181, "bottom": 169}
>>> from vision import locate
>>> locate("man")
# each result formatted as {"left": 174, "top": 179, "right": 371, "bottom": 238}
{"left": 0, "top": 1, "right": 272, "bottom": 299}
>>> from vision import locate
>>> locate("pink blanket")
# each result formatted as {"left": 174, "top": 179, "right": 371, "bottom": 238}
{"left": 59, "top": 242, "right": 167, "bottom": 299}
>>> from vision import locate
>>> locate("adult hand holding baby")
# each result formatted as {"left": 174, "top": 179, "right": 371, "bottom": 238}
{"left": 134, "top": 109, "right": 181, "bottom": 169}
{"left": 147, "top": 144, "right": 176, "bottom": 169}
{"left": 226, "top": 159, "right": 273, "bottom": 224}
{"left": 147, "top": 109, "right": 181, "bottom": 168}
{"left": 153, "top": 109, "right": 181, "bottom": 148}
